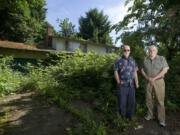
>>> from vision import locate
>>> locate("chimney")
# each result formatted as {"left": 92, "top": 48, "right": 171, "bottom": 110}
{"left": 46, "top": 24, "right": 53, "bottom": 48}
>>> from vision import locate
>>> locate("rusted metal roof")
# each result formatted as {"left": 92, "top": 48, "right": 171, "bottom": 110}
{"left": 0, "top": 40, "right": 54, "bottom": 52}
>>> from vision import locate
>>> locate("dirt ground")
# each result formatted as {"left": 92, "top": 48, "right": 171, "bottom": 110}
{"left": 0, "top": 92, "right": 75, "bottom": 135}
{"left": 0, "top": 92, "right": 180, "bottom": 135}
{"left": 120, "top": 112, "right": 180, "bottom": 135}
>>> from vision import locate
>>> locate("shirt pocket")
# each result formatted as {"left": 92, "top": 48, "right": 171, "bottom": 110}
{"left": 154, "top": 61, "right": 162, "bottom": 70}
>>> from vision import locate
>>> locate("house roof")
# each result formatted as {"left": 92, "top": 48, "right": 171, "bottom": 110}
{"left": 0, "top": 40, "right": 37, "bottom": 49}
{"left": 0, "top": 40, "right": 53, "bottom": 52}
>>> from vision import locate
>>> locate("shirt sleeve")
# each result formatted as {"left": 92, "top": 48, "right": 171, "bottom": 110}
{"left": 114, "top": 61, "right": 119, "bottom": 71}
{"left": 161, "top": 56, "right": 169, "bottom": 68}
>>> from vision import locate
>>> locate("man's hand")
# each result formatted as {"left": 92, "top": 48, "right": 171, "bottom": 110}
{"left": 117, "top": 81, "right": 124, "bottom": 85}
{"left": 136, "top": 83, "right": 139, "bottom": 89}
{"left": 147, "top": 77, "right": 155, "bottom": 85}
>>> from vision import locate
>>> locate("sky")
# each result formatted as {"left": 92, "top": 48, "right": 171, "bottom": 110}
{"left": 46, "top": 0, "right": 130, "bottom": 46}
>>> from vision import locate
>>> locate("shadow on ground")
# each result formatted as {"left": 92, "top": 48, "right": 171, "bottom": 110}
{"left": 0, "top": 92, "right": 75, "bottom": 135}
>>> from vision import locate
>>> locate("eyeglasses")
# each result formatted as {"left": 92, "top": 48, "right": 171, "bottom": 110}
{"left": 124, "top": 49, "right": 130, "bottom": 52}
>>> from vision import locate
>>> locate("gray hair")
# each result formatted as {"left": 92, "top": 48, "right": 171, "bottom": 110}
{"left": 148, "top": 45, "right": 158, "bottom": 51}
{"left": 123, "top": 45, "right": 130, "bottom": 49}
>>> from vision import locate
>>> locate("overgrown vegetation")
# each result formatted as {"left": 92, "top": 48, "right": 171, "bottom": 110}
{"left": 0, "top": 57, "right": 24, "bottom": 96}
{"left": 0, "top": 50, "right": 179, "bottom": 134}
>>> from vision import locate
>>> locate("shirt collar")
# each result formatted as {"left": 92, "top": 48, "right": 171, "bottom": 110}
{"left": 122, "top": 55, "right": 131, "bottom": 60}
{"left": 149, "top": 55, "right": 159, "bottom": 61}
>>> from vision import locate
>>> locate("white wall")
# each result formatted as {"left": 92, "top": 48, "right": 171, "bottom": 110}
{"left": 68, "top": 41, "right": 80, "bottom": 52}
{"left": 52, "top": 38, "right": 65, "bottom": 50}
{"left": 51, "top": 37, "right": 114, "bottom": 54}
{"left": 87, "top": 44, "right": 106, "bottom": 54}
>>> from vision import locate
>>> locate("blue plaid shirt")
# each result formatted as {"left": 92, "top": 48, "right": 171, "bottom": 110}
{"left": 114, "top": 56, "right": 137, "bottom": 86}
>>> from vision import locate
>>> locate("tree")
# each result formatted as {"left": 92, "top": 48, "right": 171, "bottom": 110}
{"left": 0, "top": 0, "right": 46, "bottom": 44}
{"left": 120, "top": 31, "right": 144, "bottom": 47}
{"left": 115, "top": 0, "right": 180, "bottom": 58}
{"left": 79, "top": 8, "right": 113, "bottom": 45}
{"left": 57, "top": 18, "right": 76, "bottom": 37}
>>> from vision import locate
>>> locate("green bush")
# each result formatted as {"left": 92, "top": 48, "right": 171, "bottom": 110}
{"left": 0, "top": 57, "right": 24, "bottom": 96}
{"left": 165, "top": 54, "right": 180, "bottom": 109}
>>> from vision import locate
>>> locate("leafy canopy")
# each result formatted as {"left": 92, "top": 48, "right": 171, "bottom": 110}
{"left": 115, "top": 0, "right": 180, "bottom": 58}
{"left": 57, "top": 18, "right": 76, "bottom": 38}
{"left": 79, "top": 8, "right": 113, "bottom": 45}
{"left": 0, "top": 0, "right": 47, "bottom": 44}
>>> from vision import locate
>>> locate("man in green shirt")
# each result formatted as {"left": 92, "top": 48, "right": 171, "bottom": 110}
{"left": 141, "top": 45, "right": 169, "bottom": 127}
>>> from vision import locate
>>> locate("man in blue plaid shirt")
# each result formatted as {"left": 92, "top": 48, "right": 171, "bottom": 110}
{"left": 114, "top": 45, "right": 139, "bottom": 119}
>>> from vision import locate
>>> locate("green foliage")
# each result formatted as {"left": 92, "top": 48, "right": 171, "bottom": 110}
{"left": 0, "top": 0, "right": 46, "bottom": 43}
{"left": 112, "top": 113, "right": 132, "bottom": 131}
{"left": 79, "top": 8, "right": 113, "bottom": 45}
{"left": 115, "top": 0, "right": 180, "bottom": 58}
{"left": 120, "top": 31, "right": 144, "bottom": 47}
{"left": 166, "top": 100, "right": 179, "bottom": 112}
{"left": 165, "top": 54, "right": 180, "bottom": 110}
{"left": 135, "top": 104, "right": 146, "bottom": 117}
{"left": 0, "top": 57, "right": 23, "bottom": 96}
{"left": 39, "top": 51, "right": 118, "bottom": 104}
{"left": 66, "top": 121, "right": 106, "bottom": 135}
{"left": 21, "top": 63, "right": 59, "bottom": 96}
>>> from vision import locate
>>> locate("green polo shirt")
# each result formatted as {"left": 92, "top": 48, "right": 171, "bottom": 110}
{"left": 142, "top": 55, "right": 169, "bottom": 77}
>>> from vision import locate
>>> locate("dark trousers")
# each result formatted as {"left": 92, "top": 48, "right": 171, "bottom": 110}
{"left": 117, "top": 85, "right": 135, "bottom": 119}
